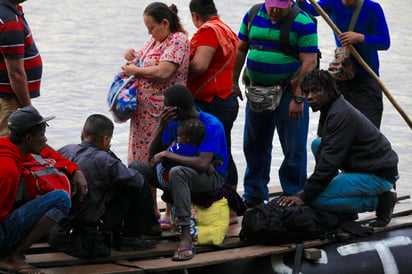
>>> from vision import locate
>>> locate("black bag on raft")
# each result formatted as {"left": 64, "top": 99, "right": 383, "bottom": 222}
{"left": 239, "top": 198, "right": 340, "bottom": 245}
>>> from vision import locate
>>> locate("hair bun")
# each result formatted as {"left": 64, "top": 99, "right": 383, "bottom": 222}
{"left": 169, "top": 4, "right": 178, "bottom": 14}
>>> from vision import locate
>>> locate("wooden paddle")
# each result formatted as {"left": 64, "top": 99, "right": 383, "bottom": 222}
{"left": 308, "top": 0, "right": 412, "bottom": 130}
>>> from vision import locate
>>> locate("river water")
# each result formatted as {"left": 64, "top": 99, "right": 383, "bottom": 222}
{"left": 23, "top": 0, "right": 412, "bottom": 199}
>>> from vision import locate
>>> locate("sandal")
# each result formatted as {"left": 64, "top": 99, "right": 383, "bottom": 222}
{"left": 171, "top": 246, "right": 196, "bottom": 261}
{"left": 0, "top": 263, "right": 43, "bottom": 274}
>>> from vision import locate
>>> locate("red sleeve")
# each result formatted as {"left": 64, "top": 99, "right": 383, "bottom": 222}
{"left": 40, "top": 147, "right": 80, "bottom": 175}
{"left": 196, "top": 28, "right": 219, "bottom": 49}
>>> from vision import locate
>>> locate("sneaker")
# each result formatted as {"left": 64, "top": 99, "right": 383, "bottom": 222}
{"left": 370, "top": 191, "right": 397, "bottom": 228}
{"left": 117, "top": 236, "right": 156, "bottom": 251}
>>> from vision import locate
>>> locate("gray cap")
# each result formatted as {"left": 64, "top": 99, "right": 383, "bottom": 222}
{"left": 8, "top": 106, "right": 55, "bottom": 133}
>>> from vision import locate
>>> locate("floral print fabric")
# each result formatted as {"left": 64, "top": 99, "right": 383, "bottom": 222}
{"left": 127, "top": 32, "right": 190, "bottom": 163}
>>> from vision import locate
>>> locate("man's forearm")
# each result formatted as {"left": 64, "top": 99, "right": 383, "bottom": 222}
{"left": 5, "top": 58, "right": 31, "bottom": 106}
{"left": 295, "top": 53, "right": 318, "bottom": 95}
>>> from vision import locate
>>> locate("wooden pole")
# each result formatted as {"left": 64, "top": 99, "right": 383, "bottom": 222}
{"left": 308, "top": 0, "right": 412, "bottom": 130}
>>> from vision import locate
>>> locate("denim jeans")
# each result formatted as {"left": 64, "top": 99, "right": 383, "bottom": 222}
{"left": 309, "top": 137, "right": 394, "bottom": 212}
{"left": 311, "top": 137, "right": 321, "bottom": 158}
{"left": 311, "top": 172, "right": 393, "bottom": 213}
{"left": 0, "top": 190, "right": 71, "bottom": 254}
{"left": 243, "top": 91, "right": 309, "bottom": 205}
{"left": 195, "top": 93, "right": 239, "bottom": 187}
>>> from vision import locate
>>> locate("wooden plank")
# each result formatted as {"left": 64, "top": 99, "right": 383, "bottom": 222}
{"left": 28, "top": 243, "right": 55, "bottom": 254}
{"left": 37, "top": 215, "right": 412, "bottom": 274}
{"left": 41, "top": 216, "right": 412, "bottom": 274}
{"left": 32, "top": 195, "right": 412, "bottom": 274}
{"left": 42, "top": 263, "right": 134, "bottom": 274}
{"left": 42, "top": 239, "right": 330, "bottom": 274}
{"left": 27, "top": 235, "right": 247, "bottom": 268}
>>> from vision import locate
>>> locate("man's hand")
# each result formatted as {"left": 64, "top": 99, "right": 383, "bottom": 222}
{"left": 158, "top": 106, "right": 178, "bottom": 128}
{"left": 277, "top": 195, "right": 305, "bottom": 206}
{"left": 233, "top": 85, "right": 243, "bottom": 101}
{"left": 338, "top": 31, "right": 364, "bottom": 47}
{"left": 207, "top": 164, "right": 215, "bottom": 175}
{"left": 150, "top": 150, "right": 167, "bottom": 166}
{"left": 71, "top": 170, "right": 88, "bottom": 202}
{"left": 289, "top": 100, "right": 304, "bottom": 120}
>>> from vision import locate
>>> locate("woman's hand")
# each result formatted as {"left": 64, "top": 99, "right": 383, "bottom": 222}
{"left": 124, "top": 48, "right": 137, "bottom": 62}
{"left": 121, "top": 63, "right": 138, "bottom": 77}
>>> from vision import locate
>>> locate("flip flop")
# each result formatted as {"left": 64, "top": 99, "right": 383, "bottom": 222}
{"left": 6, "top": 264, "right": 42, "bottom": 274}
{"left": 159, "top": 219, "right": 171, "bottom": 230}
{"left": 172, "top": 246, "right": 196, "bottom": 261}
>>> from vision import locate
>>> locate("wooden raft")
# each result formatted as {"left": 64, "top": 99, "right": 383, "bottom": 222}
{"left": 23, "top": 192, "right": 412, "bottom": 274}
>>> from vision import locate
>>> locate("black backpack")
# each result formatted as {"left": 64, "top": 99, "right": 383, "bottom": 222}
{"left": 239, "top": 198, "right": 339, "bottom": 245}
{"left": 246, "top": 3, "right": 321, "bottom": 65}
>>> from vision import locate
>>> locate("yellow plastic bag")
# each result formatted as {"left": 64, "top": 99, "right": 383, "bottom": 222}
{"left": 171, "top": 198, "right": 230, "bottom": 247}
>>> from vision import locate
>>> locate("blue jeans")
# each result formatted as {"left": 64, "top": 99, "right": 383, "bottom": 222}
{"left": 311, "top": 137, "right": 321, "bottom": 158}
{"left": 243, "top": 91, "right": 309, "bottom": 204}
{"left": 195, "top": 93, "right": 239, "bottom": 187}
{"left": 309, "top": 138, "right": 394, "bottom": 212}
{"left": 0, "top": 190, "right": 71, "bottom": 254}
{"left": 311, "top": 172, "right": 393, "bottom": 213}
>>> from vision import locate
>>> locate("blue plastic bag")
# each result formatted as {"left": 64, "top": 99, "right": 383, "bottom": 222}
{"left": 107, "top": 72, "right": 138, "bottom": 123}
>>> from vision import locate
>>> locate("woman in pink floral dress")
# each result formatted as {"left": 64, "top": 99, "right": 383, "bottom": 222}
{"left": 122, "top": 2, "right": 190, "bottom": 164}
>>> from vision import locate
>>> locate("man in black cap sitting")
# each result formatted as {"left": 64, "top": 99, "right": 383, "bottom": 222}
{"left": 0, "top": 106, "right": 86, "bottom": 274}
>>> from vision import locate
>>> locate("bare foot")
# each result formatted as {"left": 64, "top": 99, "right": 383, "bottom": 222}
{"left": 229, "top": 209, "right": 238, "bottom": 225}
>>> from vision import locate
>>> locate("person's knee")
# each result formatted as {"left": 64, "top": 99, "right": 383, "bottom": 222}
{"left": 52, "top": 190, "right": 72, "bottom": 215}
{"left": 129, "top": 160, "right": 148, "bottom": 171}
{"left": 168, "top": 166, "right": 187, "bottom": 182}
{"left": 311, "top": 137, "right": 321, "bottom": 156}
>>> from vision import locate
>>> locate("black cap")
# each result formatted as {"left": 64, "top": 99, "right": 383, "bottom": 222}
{"left": 8, "top": 106, "right": 55, "bottom": 133}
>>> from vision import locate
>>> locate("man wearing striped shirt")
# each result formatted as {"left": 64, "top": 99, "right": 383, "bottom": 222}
{"left": 232, "top": 0, "right": 318, "bottom": 207}
{"left": 0, "top": 0, "right": 42, "bottom": 137}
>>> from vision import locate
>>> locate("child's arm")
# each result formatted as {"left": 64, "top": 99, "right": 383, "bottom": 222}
{"left": 207, "top": 164, "right": 215, "bottom": 175}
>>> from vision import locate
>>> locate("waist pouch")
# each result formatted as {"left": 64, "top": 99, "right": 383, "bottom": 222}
{"left": 246, "top": 84, "right": 283, "bottom": 112}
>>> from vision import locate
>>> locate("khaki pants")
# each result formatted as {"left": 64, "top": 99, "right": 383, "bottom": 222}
{"left": 0, "top": 97, "right": 20, "bottom": 137}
